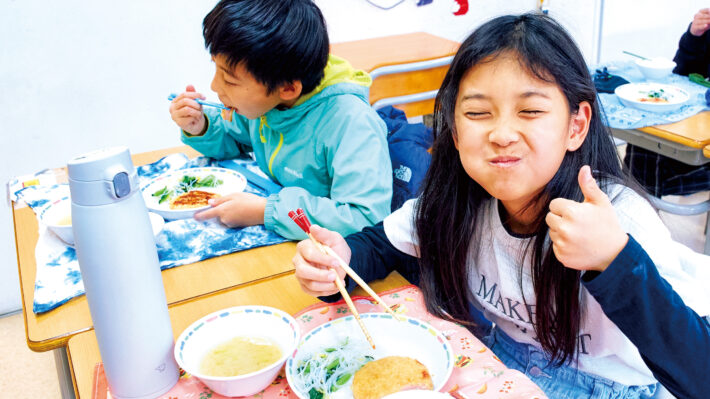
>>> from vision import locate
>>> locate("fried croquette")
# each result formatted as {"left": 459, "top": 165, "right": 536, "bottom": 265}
{"left": 351, "top": 356, "right": 434, "bottom": 399}
{"left": 169, "top": 190, "right": 220, "bottom": 209}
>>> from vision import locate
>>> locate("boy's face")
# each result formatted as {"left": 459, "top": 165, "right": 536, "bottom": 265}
{"left": 210, "top": 54, "right": 284, "bottom": 120}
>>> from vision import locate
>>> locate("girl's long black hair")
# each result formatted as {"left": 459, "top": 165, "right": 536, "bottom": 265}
{"left": 415, "top": 13, "right": 630, "bottom": 365}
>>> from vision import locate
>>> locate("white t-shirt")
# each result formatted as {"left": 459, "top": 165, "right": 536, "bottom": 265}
{"left": 383, "top": 185, "right": 710, "bottom": 386}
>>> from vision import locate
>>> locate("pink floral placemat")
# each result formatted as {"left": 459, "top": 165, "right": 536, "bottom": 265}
{"left": 93, "top": 285, "right": 546, "bottom": 399}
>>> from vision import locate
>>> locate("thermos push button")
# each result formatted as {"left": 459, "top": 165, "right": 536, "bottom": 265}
{"left": 113, "top": 172, "right": 131, "bottom": 198}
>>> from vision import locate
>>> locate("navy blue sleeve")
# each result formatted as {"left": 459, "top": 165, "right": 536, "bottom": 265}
{"left": 319, "top": 221, "right": 420, "bottom": 303}
{"left": 582, "top": 235, "right": 710, "bottom": 399}
{"left": 672, "top": 26, "right": 710, "bottom": 77}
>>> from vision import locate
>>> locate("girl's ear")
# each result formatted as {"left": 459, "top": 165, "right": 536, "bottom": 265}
{"left": 567, "top": 101, "right": 592, "bottom": 151}
{"left": 278, "top": 81, "right": 303, "bottom": 101}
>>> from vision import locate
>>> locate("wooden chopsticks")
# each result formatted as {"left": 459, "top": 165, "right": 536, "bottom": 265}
{"left": 289, "top": 209, "right": 401, "bottom": 348}
{"left": 289, "top": 209, "right": 375, "bottom": 348}
{"left": 331, "top": 259, "right": 375, "bottom": 349}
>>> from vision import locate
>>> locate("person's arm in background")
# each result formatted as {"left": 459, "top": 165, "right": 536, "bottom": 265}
{"left": 673, "top": 8, "right": 710, "bottom": 76}
{"left": 170, "top": 85, "right": 253, "bottom": 160}
{"left": 264, "top": 109, "right": 392, "bottom": 240}
{"left": 581, "top": 236, "right": 710, "bottom": 399}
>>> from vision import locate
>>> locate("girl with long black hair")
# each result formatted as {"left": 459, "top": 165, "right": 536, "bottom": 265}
{"left": 293, "top": 13, "right": 710, "bottom": 399}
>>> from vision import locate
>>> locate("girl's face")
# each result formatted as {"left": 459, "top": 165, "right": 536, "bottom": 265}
{"left": 453, "top": 53, "right": 590, "bottom": 225}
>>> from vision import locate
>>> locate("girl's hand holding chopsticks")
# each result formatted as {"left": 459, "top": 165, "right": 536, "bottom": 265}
{"left": 290, "top": 210, "right": 382, "bottom": 348}
{"left": 290, "top": 208, "right": 400, "bottom": 324}
{"left": 292, "top": 225, "right": 350, "bottom": 297}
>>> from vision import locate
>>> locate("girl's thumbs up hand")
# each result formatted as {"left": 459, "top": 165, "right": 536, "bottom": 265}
{"left": 545, "top": 166, "right": 629, "bottom": 272}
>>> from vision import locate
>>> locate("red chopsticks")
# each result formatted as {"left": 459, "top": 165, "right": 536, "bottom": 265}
{"left": 289, "top": 209, "right": 403, "bottom": 348}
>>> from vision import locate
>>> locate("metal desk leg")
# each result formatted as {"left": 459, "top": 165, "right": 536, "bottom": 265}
{"left": 54, "top": 347, "right": 76, "bottom": 399}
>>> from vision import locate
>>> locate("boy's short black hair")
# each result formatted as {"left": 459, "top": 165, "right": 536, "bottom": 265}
{"left": 203, "top": 0, "right": 329, "bottom": 95}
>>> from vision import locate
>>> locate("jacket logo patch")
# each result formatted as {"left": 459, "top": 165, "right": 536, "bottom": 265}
{"left": 394, "top": 165, "right": 412, "bottom": 183}
{"left": 284, "top": 167, "right": 303, "bottom": 179}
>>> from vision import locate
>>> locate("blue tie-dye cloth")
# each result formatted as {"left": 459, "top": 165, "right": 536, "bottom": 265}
{"left": 595, "top": 61, "right": 710, "bottom": 129}
{"left": 11, "top": 153, "right": 288, "bottom": 314}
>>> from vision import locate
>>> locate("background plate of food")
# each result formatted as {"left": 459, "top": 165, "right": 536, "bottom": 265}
{"left": 141, "top": 167, "right": 246, "bottom": 220}
{"left": 285, "top": 313, "right": 453, "bottom": 399}
{"left": 614, "top": 82, "right": 689, "bottom": 113}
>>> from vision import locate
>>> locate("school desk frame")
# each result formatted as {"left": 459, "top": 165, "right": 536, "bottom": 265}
{"left": 610, "top": 128, "right": 710, "bottom": 254}
{"left": 611, "top": 127, "right": 710, "bottom": 166}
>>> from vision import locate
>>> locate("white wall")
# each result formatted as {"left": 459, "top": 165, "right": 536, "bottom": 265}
{"left": 0, "top": 0, "right": 543, "bottom": 314}
{"left": 2, "top": 0, "right": 704, "bottom": 313}
{"left": 0, "top": 0, "right": 218, "bottom": 314}
{"left": 316, "top": 0, "right": 536, "bottom": 44}
{"left": 546, "top": 1, "right": 602, "bottom": 63}
{"left": 599, "top": 0, "right": 707, "bottom": 63}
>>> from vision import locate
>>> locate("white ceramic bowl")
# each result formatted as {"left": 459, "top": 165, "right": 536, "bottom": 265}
{"left": 40, "top": 199, "right": 75, "bottom": 245}
{"left": 615, "top": 82, "right": 689, "bottom": 113}
{"left": 286, "top": 313, "right": 453, "bottom": 399}
{"left": 635, "top": 57, "right": 676, "bottom": 81}
{"left": 174, "top": 306, "right": 300, "bottom": 397}
{"left": 40, "top": 199, "right": 165, "bottom": 246}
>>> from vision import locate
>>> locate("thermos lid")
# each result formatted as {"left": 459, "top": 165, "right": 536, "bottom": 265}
{"left": 68, "top": 147, "right": 140, "bottom": 206}
{"left": 68, "top": 147, "right": 134, "bottom": 182}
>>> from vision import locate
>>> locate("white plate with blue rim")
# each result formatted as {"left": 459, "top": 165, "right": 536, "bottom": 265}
{"left": 614, "top": 82, "right": 689, "bottom": 113}
{"left": 141, "top": 167, "right": 247, "bottom": 220}
{"left": 285, "top": 313, "right": 453, "bottom": 399}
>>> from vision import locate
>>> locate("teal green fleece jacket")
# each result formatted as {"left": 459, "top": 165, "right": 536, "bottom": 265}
{"left": 181, "top": 55, "right": 392, "bottom": 240}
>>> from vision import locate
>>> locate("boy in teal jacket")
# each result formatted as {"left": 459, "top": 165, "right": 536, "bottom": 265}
{"left": 169, "top": 0, "right": 392, "bottom": 240}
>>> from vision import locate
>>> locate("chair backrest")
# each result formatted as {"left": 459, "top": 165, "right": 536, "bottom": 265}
{"left": 331, "top": 32, "right": 459, "bottom": 117}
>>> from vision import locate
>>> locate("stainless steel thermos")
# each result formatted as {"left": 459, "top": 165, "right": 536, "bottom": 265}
{"left": 68, "top": 147, "right": 178, "bottom": 399}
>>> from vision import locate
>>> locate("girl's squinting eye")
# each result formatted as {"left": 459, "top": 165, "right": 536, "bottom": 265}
{"left": 520, "top": 110, "right": 544, "bottom": 116}
{"left": 465, "top": 111, "right": 490, "bottom": 119}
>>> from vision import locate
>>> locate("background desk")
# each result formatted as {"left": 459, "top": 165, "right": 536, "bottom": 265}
{"left": 611, "top": 111, "right": 710, "bottom": 166}
{"left": 66, "top": 272, "right": 410, "bottom": 399}
{"left": 331, "top": 32, "right": 459, "bottom": 117}
{"left": 11, "top": 146, "right": 297, "bottom": 398}
{"left": 611, "top": 112, "right": 710, "bottom": 254}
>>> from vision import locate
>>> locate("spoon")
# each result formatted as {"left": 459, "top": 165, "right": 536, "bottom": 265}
{"left": 622, "top": 51, "right": 649, "bottom": 61}
{"left": 167, "top": 93, "right": 229, "bottom": 110}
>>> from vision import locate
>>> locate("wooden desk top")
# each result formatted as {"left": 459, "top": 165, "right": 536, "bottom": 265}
{"left": 67, "top": 271, "right": 410, "bottom": 399}
{"left": 640, "top": 111, "right": 710, "bottom": 149}
{"left": 331, "top": 32, "right": 459, "bottom": 72}
{"left": 12, "top": 145, "right": 296, "bottom": 352}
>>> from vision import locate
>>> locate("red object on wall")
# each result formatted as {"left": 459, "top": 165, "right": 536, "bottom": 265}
{"left": 454, "top": 0, "right": 468, "bottom": 15}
